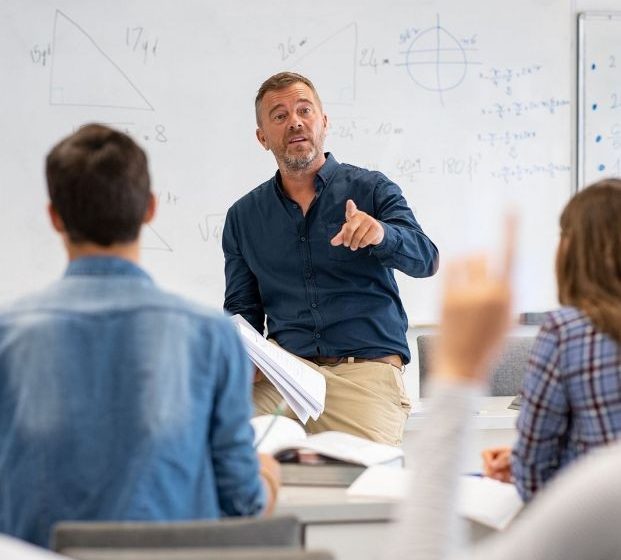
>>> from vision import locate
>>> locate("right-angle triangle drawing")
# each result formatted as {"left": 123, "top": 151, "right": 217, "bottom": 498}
{"left": 291, "top": 22, "right": 358, "bottom": 105}
{"left": 49, "top": 9, "right": 154, "bottom": 110}
{"left": 142, "top": 225, "right": 173, "bottom": 252}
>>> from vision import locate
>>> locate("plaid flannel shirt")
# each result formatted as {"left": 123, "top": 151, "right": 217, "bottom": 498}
{"left": 512, "top": 306, "right": 621, "bottom": 501}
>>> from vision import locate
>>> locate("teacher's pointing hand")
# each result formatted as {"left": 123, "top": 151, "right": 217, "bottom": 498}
{"left": 329, "top": 199, "right": 384, "bottom": 250}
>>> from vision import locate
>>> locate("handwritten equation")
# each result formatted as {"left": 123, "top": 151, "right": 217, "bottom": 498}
{"left": 491, "top": 162, "right": 570, "bottom": 184}
{"left": 327, "top": 119, "right": 405, "bottom": 141}
{"left": 479, "top": 64, "right": 543, "bottom": 96}
{"left": 198, "top": 214, "right": 226, "bottom": 243}
{"left": 481, "top": 97, "right": 569, "bottom": 119}
{"left": 392, "top": 154, "right": 482, "bottom": 183}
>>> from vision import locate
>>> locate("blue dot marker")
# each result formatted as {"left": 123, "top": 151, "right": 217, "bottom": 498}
{"left": 592, "top": 63, "right": 596, "bottom": 70}
{"left": 596, "top": 135, "right": 602, "bottom": 142}
{"left": 598, "top": 164, "right": 606, "bottom": 172}
{"left": 592, "top": 103, "right": 598, "bottom": 111}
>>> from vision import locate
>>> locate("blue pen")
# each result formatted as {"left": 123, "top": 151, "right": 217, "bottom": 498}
{"left": 465, "top": 472, "right": 484, "bottom": 477}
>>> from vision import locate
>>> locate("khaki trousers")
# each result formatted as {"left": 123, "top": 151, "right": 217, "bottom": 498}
{"left": 253, "top": 357, "right": 412, "bottom": 446}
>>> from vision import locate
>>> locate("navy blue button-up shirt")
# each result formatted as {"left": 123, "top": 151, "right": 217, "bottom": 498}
{"left": 223, "top": 154, "right": 438, "bottom": 364}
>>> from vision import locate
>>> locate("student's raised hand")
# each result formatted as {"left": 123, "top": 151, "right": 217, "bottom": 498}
{"left": 433, "top": 217, "right": 515, "bottom": 383}
{"left": 482, "top": 446, "right": 513, "bottom": 482}
{"left": 330, "top": 199, "right": 384, "bottom": 250}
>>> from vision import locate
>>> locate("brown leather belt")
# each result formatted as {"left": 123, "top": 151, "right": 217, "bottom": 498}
{"left": 305, "top": 354, "right": 403, "bottom": 369}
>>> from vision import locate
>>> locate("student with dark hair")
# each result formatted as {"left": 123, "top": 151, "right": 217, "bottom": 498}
{"left": 484, "top": 179, "right": 621, "bottom": 501}
{"left": 0, "top": 124, "right": 280, "bottom": 548}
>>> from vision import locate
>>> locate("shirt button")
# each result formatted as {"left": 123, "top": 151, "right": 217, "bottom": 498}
{"left": 315, "top": 333, "right": 321, "bottom": 339}
{"left": 292, "top": 204, "right": 298, "bottom": 209}
{"left": 300, "top": 236, "right": 306, "bottom": 242}
{"left": 305, "top": 272, "right": 312, "bottom": 279}
{"left": 311, "top": 303, "right": 317, "bottom": 308}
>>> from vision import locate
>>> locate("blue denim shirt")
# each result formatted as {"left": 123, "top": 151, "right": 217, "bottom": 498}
{"left": 223, "top": 154, "right": 438, "bottom": 364}
{"left": 0, "top": 257, "right": 264, "bottom": 547}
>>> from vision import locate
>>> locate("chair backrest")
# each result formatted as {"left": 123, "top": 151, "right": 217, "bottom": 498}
{"left": 51, "top": 516, "right": 302, "bottom": 553}
{"left": 59, "top": 547, "right": 334, "bottom": 560}
{"left": 417, "top": 335, "right": 535, "bottom": 396}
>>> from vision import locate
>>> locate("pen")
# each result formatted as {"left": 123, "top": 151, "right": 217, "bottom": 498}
{"left": 465, "top": 472, "right": 484, "bottom": 477}
{"left": 254, "top": 398, "right": 288, "bottom": 450}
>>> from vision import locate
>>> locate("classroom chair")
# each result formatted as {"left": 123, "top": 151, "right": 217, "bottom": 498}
{"left": 416, "top": 335, "right": 535, "bottom": 396}
{"left": 57, "top": 546, "right": 334, "bottom": 560}
{"left": 51, "top": 516, "right": 302, "bottom": 553}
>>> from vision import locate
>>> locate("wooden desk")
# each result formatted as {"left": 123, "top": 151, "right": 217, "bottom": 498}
{"left": 276, "top": 396, "right": 518, "bottom": 560}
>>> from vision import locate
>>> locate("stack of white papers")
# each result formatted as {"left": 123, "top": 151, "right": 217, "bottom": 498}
{"left": 232, "top": 315, "right": 326, "bottom": 423}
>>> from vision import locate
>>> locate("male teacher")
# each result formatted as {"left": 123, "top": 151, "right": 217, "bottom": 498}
{"left": 223, "top": 72, "right": 438, "bottom": 445}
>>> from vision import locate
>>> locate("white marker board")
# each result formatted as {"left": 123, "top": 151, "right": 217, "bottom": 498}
{"left": 0, "top": 0, "right": 573, "bottom": 323}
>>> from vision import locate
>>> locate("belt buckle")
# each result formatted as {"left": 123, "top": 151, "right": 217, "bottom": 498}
{"left": 313, "top": 356, "right": 344, "bottom": 366}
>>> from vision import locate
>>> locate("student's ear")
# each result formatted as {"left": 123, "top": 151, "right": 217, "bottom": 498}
{"left": 256, "top": 128, "right": 269, "bottom": 151}
{"left": 48, "top": 203, "right": 66, "bottom": 233}
{"left": 143, "top": 193, "right": 157, "bottom": 224}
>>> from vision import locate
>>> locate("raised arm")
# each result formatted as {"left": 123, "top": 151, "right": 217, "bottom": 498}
{"left": 384, "top": 221, "right": 513, "bottom": 560}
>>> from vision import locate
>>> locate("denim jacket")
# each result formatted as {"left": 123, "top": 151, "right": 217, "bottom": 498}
{"left": 0, "top": 257, "right": 264, "bottom": 547}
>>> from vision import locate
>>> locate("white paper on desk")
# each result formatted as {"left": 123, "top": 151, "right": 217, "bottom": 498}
{"left": 0, "top": 534, "right": 70, "bottom": 559}
{"left": 231, "top": 315, "right": 326, "bottom": 423}
{"left": 457, "top": 476, "right": 523, "bottom": 530}
{"left": 348, "top": 469, "right": 523, "bottom": 531}
{"left": 347, "top": 465, "right": 410, "bottom": 499}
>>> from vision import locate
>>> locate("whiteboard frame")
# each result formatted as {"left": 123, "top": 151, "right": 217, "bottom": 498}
{"left": 577, "top": 11, "right": 621, "bottom": 190}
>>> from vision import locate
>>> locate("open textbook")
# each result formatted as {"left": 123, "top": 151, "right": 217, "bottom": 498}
{"left": 252, "top": 415, "right": 404, "bottom": 485}
{"left": 231, "top": 314, "right": 326, "bottom": 423}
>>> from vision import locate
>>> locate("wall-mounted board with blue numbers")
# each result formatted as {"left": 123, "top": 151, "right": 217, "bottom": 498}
{"left": 0, "top": 0, "right": 574, "bottom": 324}
{"left": 578, "top": 12, "right": 621, "bottom": 188}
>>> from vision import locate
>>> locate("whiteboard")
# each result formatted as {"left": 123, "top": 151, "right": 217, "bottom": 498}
{"left": 0, "top": 0, "right": 573, "bottom": 324}
{"left": 578, "top": 12, "right": 621, "bottom": 188}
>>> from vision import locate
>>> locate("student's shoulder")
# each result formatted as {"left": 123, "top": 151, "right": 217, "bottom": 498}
{"left": 541, "top": 306, "right": 598, "bottom": 342}
{"left": 0, "top": 284, "right": 64, "bottom": 322}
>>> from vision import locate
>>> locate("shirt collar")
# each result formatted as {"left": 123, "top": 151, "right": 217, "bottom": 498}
{"left": 274, "top": 152, "right": 340, "bottom": 196}
{"left": 64, "top": 256, "right": 153, "bottom": 282}
{"left": 315, "top": 152, "right": 339, "bottom": 187}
